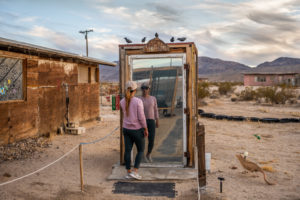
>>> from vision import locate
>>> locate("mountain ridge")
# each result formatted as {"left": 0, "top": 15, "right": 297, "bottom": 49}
{"left": 100, "top": 57, "right": 300, "bottom": 82}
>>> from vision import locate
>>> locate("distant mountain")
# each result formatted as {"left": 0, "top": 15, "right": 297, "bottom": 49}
{"left": 257, "top": 57, "right": 300, "bottom": 68}
{"left": 254, "top": 57, "right": 300, "bottom": 73}
{"left": 99, "top": 57, "right": 300, "bottom": 82}
{"left": 99, "top": 61, "right": 119, "bottom": 82}
{"left": 198, "top": 56, "right": 251, "bottom": 74}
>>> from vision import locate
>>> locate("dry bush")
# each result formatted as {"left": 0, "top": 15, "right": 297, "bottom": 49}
{"left": 198, "top": 82, "right": 210, "bottom": 99}
{"left": 218, "top": 82, "right": 235, "bottom": 95}
{"left": 240, "top": 87, "right": 257, "bottom": 101}
{"left": 255, "top": 87, "right": 296, "bottom": 104}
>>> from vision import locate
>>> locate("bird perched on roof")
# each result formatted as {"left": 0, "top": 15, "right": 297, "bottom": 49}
{"left": 141, "top": 37, "right": 146, "bottom": 43}
{"left": 170, "top": 37, "right": 175, "bottom": 42}
{"left": 177, "top": 37, "right": 186, "bottom": 42}
{"left": 124, "top": 37, "right": 132, "bottom": 43}
{"left": 155, "top": 33, "right": 159, "bottom": 38}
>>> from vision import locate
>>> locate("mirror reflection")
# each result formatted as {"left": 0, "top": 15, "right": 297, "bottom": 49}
{"left": 131, "top": 56, "right": 184, "bottom": 164}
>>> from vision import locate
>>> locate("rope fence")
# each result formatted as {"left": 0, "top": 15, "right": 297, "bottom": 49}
{"left": 0, "top": 126, "right": 120, "bottom": 190}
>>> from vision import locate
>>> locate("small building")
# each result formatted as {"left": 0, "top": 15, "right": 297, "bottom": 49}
{"left": 197, "top": 77, "right": 209, "bottom": 83}
{"left": 244, "top": 72, "right": 300, "bottom": 87}
{"left": 0, "top": 37, "right": 116, "bottom": 145}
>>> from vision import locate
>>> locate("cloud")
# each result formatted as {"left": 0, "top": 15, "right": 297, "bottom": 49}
{"left": 17, "top": 16, "right": 38, "bottom": 23}
{"left": 247, "top": 11, "right": 299, "bottom": 31}
{"left": 89, "top": 34, "right": 121, "bottom": 59}
{"left": 26, "top": 26, "right": 81, "bottom": 52}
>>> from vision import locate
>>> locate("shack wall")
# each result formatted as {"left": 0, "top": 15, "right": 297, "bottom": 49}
{"left": 0, "top": 50, "right": 100, "bottom": 145}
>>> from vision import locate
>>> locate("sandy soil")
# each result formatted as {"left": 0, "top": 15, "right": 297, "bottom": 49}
{"left": 201, "top": 97, "right": 300, "bottom": 200}
{"left": 0, "top": 98, "right": 299, "bottom": 200}
{"left": 0, "top": 106, "right": 197, "bottom": 200}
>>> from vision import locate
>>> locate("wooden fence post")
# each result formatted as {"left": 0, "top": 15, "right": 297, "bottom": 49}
{"left": 196, "top": 120, "right": 206, "bottom": 187}
{"left": 79, "top": 144, "right": 84, "bottom": 191}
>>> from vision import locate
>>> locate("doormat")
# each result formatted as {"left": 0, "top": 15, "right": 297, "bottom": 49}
{"left": 113, "top": 181, "right": 176, "bottom": 198}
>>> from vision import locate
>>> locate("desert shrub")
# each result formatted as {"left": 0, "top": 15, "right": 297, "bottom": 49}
{"left": 240, "top": 87, "right": 257, "bottom": 101}
{"left": 218, "top": 82, "right": 234, "bottom": 95}
{"left": 198, "top": 82, "right": 210, "bottom": 99}
{"left": 256, "top": 87, "right": 296, "bottom": 104}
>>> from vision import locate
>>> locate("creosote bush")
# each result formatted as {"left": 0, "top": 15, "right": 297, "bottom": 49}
{"left": 240, "top": 87, "right": 257, "bottom": 101}
{"left": 240, "top": 86, "right": 296, "bottom": 104}
{"left": 198, "top": 82, "right": 210, "bottom": 99}
{"left": 218, "top": 82, "right": 234, "bottom": 95}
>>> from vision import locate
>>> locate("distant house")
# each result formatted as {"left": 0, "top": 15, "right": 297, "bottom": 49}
{"left": 0, "top": 37, "right": 116, "bottom": 145}
{"left": 198, "top": 77, "right": 209, "bottom": 82}
{"left": 244, "top": 72, "right": 300, "bottom": 86}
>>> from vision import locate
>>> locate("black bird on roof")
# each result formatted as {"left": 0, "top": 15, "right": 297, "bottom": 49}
{"left": 177, "top": 37, "right": 186, "bottom": 42}
{"left": 141, "top": 37, "right": 146, "bottom": 43}
{"left": 155, "top": 33, "right": 159, "bottom": 38}
{"left": 170, "top": 37, "right": 175, "bottom": 42}
{"left": 124, "top": 37, "right": 132, "bottom": 43}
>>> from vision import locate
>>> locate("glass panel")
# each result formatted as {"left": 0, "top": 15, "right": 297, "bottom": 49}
{"left": 0, "top": 57, "right": 23, "bottom": 101}
{"left": 132, "top": 56, "right": 184, "bottom": 164}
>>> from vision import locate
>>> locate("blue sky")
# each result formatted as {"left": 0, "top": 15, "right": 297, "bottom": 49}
{"left": 0, "top": 0, "right": 299, "bottom": 66}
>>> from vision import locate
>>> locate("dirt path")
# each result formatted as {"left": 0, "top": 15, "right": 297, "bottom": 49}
{"left": 1, "top": 100, "right": 299, "bottom": 200}
{"left": 0, "top": 106, "right": 197, "bottom": 200}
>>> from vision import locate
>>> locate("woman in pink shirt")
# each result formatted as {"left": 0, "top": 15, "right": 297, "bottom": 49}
{"left": 140, "top": 82, "right": 159, "bottom": 163}
{"left": 120, "top": 81, "right": 148, "bottom": 180}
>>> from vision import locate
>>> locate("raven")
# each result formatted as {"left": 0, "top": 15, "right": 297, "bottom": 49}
{"left": 124, "top": 37, "right": 132, "bottom": 43}
{"left": 177, "top": 37, "right": 186, "bottom": 42}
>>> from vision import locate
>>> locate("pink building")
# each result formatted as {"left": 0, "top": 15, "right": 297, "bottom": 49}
{"left": 244, "top": 73, "right": 300, "bottom": 86}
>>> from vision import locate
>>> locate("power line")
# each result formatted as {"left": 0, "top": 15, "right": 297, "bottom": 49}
{"left": 79, "top": 29, "right": 93, "bottom": 57}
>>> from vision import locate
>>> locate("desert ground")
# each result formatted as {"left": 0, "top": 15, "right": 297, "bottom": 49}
{"left": 0, "top": 94, "right": 299, "bottom": 200}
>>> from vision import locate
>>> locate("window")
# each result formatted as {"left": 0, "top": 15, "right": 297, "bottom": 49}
{"left": 255, "top": 76, "right": 266, "bottom": 82}
{"left": 0, "top": 57, "right": 24, "bottom": 101}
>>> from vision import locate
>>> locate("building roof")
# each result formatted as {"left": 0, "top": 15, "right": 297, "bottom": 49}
{"left": 0, "top": 37, "right": 116, "bottom": 67}
{"left": 243, "top": 72, "right": 299, "bottom": 75}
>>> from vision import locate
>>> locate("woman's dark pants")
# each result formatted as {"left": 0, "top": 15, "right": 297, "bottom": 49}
{"left": 146, "top": 119, "right": 156, "bottom": 154}
{"left": 123, "top": 128, "right": 145, "bottom": 170}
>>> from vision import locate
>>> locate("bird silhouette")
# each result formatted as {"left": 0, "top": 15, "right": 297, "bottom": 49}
{"left": 155, "top": 33, "right": 159, "bottom": 38}
{"left": 177, "top": 37, "right": 186, "bottom": 42}
{"left": 124, "top": 37, "right": 132, "bottom": 43}
{"left": 141, "top": 37, "right": 146, "bottom": 43}
{"left": 170, "top": 37, "right": 175, "bottom": 42}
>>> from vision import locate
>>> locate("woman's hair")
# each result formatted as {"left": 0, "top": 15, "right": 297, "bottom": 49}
{"left": 125, "top": 87, "right": 135, "bottom": 116}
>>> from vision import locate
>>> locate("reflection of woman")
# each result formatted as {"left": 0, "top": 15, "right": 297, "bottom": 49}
{"left": 140, "top": 82, "right": 159, "bottom": 163}
{"left": 120, "top": 81, "right": 148, "bottom": 180}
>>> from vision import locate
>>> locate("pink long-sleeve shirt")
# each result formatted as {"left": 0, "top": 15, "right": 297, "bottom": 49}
{"left": 140, "top": 96, "right": 159, "bottom": 120}
{"left": 120, "top": 97, "right": 147, "bottom": 130}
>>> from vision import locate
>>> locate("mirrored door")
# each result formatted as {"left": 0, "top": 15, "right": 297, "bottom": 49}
{"left": 130, "top": 54, "right": 186, "bottom": 166}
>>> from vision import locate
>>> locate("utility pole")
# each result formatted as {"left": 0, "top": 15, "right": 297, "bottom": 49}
{"left": 79, "top": 29, "right": 93, "bottom": 57}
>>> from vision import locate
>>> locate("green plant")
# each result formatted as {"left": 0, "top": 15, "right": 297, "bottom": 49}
{"left": 198, "top": 82, "right": 210, "bottom": 99}
{"left": 256, "top": 87, "right": 296, "bottom": 104}
{"left": 240, "top": 87, "right": 257, "bottom": 101}
{"left": 218, "top": 82, "right": 234, "bottom": 95}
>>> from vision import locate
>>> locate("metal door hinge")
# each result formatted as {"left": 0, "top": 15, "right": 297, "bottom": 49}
{"left": 184, "top": 151, "right": 190, "bottom": 158}
{"left": 184, "top": 64, "right": 190, "bottom": 70}
{"left": 184, "top": 108, "right": 190, "bottom": 115}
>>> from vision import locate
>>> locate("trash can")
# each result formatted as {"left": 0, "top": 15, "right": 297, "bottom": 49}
{"left": 112, "top": 95, "right": 116, "bottom": 110}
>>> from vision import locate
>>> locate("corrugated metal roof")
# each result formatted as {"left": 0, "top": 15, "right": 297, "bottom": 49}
{"left": 0, "top": 37, "right": 116, "bottom": 67}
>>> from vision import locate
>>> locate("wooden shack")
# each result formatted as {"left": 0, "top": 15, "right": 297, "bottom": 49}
{"left": 0, "top": 37, "right": 116, "bottom": 145}
{"left": 119, "top": 36, "right": 202, "bottom": 170}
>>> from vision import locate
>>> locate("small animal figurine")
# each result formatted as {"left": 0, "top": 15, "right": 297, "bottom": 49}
{"left": 236, "top": 154, "right": 275, "bottom": 185}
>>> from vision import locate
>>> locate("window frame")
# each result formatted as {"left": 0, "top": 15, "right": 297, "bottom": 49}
{"left": 0, "top": 56, "right": 27, "bottom": 103}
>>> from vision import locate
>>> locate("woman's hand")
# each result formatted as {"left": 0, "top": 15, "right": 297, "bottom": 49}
{"left": 156, "top": 120, "right": 159, "bottom": 128}
{"left": 144, "top": 128, "right": 149, "bottom": 137}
